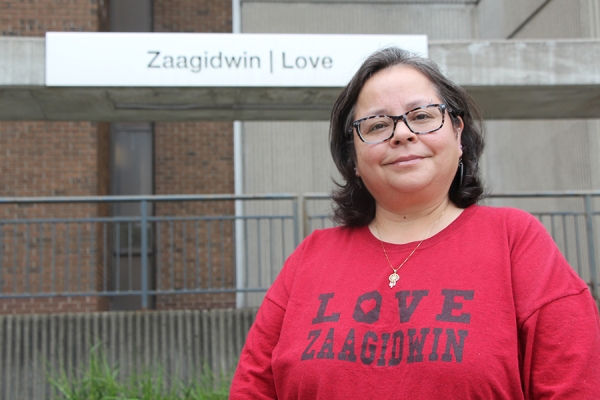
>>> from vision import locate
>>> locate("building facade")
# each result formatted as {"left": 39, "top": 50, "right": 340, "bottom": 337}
{"left": 1, "top": 0, "right": 599, "bottom": 314}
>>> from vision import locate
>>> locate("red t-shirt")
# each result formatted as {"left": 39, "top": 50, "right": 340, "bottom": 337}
{"left": 230, "top": 206, "right": 600, "bottom": 399}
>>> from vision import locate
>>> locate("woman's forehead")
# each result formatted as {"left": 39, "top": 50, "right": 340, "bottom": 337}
{"left": 355, "top": 68, "right": 440, "bottom": 116}
{"left": 355, "top": 76, "right": 440, "bottom": 116}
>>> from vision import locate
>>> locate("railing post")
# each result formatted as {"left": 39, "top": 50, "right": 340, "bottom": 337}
{"left": 294, "top": 194, "right": 301, "bottom": 247}
{"left": 584, "top": 194, "right": 599, "bottom": 299}
{"left": 0, "top": 223, "right": 3, "bottom": 294}
{"left": 140, "top": 199, "right": 149, "bottom": 309}
{"left": 302, "top": 194, "right": 310, "bottom": 240}
{"left": 234, "top": 195, "right": 246, "bottom": 308}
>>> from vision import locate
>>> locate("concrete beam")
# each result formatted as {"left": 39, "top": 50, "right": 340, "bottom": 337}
{"left": 430, "top": 40, "right": 600, "bottom": 119}
{"left": 1, "top": 37, "right": 599, "bottom": 121}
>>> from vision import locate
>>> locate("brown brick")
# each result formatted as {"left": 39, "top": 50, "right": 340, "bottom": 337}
{"left": 154, "top": 0, "right": 232, "bottom": 33}
{"left": 0, "top": 0, "right": 106, "bottom": 37}
{"left": 154, "top": 122, "right": 235, "bottom": 310}
{"left": 0, "top": 1, "right": 235, "bottom": 313}
{"left": 0, "top": 122, "right": 111, "bottom": 314}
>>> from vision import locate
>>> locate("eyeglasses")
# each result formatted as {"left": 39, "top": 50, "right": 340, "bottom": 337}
{"left": 351, "top": 103, "right": 450, "bottom": 144}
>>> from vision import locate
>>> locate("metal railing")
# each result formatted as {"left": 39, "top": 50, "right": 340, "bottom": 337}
{"left": 0, "top": 194, "right": 300, "bottom": 309}
{"left": 0, "top": 191, "right": 599, "bottom": 306}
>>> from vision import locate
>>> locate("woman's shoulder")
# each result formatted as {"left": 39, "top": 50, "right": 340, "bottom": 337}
{"left": 301, "top": 225, "right": 362, "bottom": 246}
{"left": 468, "top": 204, "right": 543, "bottom": 230}
{"left": 471, "top": 204, "right": 537, "bottom": 219}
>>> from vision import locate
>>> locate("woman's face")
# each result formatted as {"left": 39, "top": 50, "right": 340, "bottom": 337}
{"left": 353, "top": 65, "right": 463, "bottom": 208}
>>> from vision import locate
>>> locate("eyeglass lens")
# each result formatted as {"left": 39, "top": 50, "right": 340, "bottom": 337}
{"left": 358, "top": 105, "right": 444, "bottom": 142}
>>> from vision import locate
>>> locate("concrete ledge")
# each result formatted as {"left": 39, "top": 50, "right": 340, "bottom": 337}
{"left": 1, "top": 37, "right": 599, "bottom": 121}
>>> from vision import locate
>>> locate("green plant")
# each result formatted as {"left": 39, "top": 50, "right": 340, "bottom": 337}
{"left": 48, "top": 344, "right": 231, "bottom": 400}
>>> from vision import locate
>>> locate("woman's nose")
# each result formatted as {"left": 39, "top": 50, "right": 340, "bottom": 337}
{"left": 390, "top": 120, "right": 417, "bottom": 145}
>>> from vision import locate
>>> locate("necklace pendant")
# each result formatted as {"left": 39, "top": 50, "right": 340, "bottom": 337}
{"left": 389, "top": 272, "right": 400, "bottom": 288}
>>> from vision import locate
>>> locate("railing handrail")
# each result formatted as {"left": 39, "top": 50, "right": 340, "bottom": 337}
{"left": 2, "top": 190, "right": 600, "bottom": 204}
{"left": 0, "top": 193, "right": 300, "bottom": 204}
{"left": 0, "top": 191, "right": 598, "bottom": 301}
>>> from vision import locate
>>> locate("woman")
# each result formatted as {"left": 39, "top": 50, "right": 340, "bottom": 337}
{"left": 230, "top": 47, "right": 600, "bottom": 399}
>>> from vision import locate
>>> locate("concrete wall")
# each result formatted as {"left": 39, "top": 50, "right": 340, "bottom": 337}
{"left": 239, "top": 0, "right": 600, "bottom": 207}
{"left": 239, "top": 121, "right": 337, "bottom": 306}
{"left": 483, "top": 0, "right": 600, "bottom": 206}
{"left": 242, "top": 1, "right": 476, "bottom": 38}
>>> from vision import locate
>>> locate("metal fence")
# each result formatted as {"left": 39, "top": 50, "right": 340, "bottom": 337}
{"left": 0, "top": 308, "right": 257, "bottom": 400}
{"left": 0, "top": 191, "right": 599, "bottom": 307}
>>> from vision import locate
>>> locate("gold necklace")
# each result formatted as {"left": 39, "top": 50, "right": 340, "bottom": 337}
{"left": 374, "top": 209, "right": 445, "bottom": 288}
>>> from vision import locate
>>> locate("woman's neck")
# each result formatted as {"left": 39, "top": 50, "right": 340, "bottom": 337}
{"left": 369, "top": 197, "right": 462, "bottom": 244}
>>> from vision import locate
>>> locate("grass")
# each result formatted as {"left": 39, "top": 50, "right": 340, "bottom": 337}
{"left": 48, "top": 344, "right": 231, "bottom": 400}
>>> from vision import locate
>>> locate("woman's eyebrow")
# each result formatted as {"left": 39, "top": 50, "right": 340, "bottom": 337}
{"left": 357, "top": 98, "right": 436, "bottom": 118}
{"left": 404, "top": 98, "right": 435, "bottom": 111}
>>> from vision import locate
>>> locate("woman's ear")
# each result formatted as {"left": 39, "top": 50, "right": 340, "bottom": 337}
{"left": 455, "top": 117, "right": 464, "bottom": 156}
{"left": 455, "top": 116, "right": 465, "bottom": 139}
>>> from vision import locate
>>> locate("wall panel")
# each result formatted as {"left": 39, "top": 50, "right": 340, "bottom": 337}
{"left": 513, "top": 0, "right": 582, "bottom": 39}
{"left": 242, "top": 2, "right": 475, "bottom": 39}
{"left": 240, "top": 122, "right": 338, "bottom": 306}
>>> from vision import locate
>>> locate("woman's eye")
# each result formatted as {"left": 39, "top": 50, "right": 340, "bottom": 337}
{"left": 411, "top": 112, "right": 433, "bottom": 121}
{"left": 370, "top": 123, "right": 387, "bottom": 131}
{"left": 365, "top": 119, "right": 391, "bottom": 133}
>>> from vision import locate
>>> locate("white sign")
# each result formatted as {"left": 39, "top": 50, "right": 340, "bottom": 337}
{"left": 46, "top": 33, "right": 427, "bottom": 87}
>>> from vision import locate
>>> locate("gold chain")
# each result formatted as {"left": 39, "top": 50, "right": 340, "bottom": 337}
{"left": 374, "top": 209, "right": 445, "bottom": 288}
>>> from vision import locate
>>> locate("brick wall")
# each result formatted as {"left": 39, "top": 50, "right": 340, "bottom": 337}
{"left": 1, "top": 0, "right": 235, "bottom": 313}
{"left": 0, "top": 122, "right": 112, "bottom": 314}
{"left": 0, "top": 0, "right": 109, "bottom": 314}
{"left": 153, "top": 0, "right": 232, "bottom": 33}
{"left": 154, "top": 122, "right": 235, "bottom": 309}
{"left": 0, "top": 0, "right": 106, "bottom": 36}
{"left": 152, "top": 1, "right": 235, "bottom": 310}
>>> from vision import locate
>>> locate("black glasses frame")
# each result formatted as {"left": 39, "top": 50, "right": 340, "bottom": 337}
{"left": 350, "top": 103, "right": 450, "bottom": 144}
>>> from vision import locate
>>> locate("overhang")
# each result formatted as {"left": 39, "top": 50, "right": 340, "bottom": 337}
{"left": 1, "top": 37, "right": 599, "bottom": 121}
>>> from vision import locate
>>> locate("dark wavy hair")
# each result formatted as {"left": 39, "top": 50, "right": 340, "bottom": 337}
{"left": 330, "top": 47, "right": 485, "bottom": 227}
